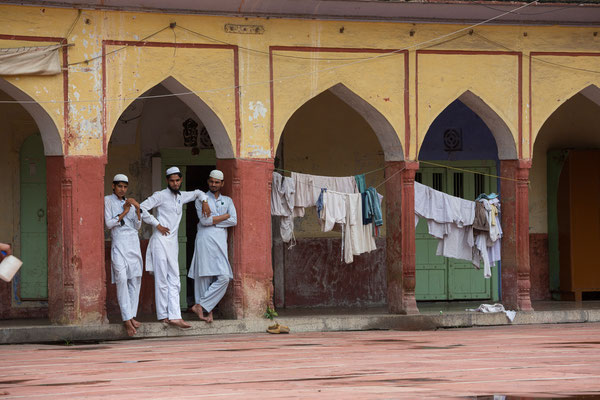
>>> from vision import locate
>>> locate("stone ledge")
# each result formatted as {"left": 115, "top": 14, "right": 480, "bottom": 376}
{"left": 3, "top": 309, "right": 600, "bottom": 344}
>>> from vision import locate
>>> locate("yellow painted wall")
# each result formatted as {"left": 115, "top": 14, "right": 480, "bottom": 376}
{"left": 530, "top": 94, "right": 600, "bottom": 233}
{"left": 1, "top": 4, "right": 598, "bottom": 159}
{"left": 2, "top": 3, "right": 600, "bottom": 239}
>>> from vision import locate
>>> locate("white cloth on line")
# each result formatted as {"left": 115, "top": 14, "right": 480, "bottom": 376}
{"left": 271, "top": 172, "right": 296, "bottom": 244}
{"left": 319, "top": 190, "right": 347, "bottom": 233}
{"left": 292, "top": 172, "right": 358, "bottom": 218}
{"left": 140, "top": 188, "right": 207, "bottom": 320}
{"left": 414, "top": 182, "right": 475, "bottom": 227}
{"left": 344, "top": 192, "right": 377, "bottom": 264}
{"left": 472, "top": 233, "right": 492, "bottom": 278}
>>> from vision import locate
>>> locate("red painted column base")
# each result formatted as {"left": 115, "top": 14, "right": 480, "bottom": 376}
{"left": 217, "top": 158, "right": 274, "bottom": 319}
{"left": 500, "top": 159, "right": 533, "bottom": 311}
{"left": 385, "top": 160, "right": 420, "bottom": 315}
{"left": 47, "top": 156, "right": 107, "bottom": 325}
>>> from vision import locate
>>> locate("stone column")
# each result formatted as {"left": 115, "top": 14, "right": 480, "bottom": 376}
{"left": 500, "top": 159, "right": 533, "bottom": 311}
{"left": 217, "top": 158, "right": 274, "bottom": 319}
{"left": 47, "top": 156, "right": 107, "bottom": 325}
{"left": 385, "top": 160, "right": 420, "bottom": 315}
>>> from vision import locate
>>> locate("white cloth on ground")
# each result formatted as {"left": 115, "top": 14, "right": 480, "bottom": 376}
{"left": 104, "top": 194, "right": 143, "bottom": 321}
{"left": 466, "top": 303, "right": 516, "bottom": 322}
{"left": 271, "top": 172, "right": 296, "bottom": 244}
{"left": 188, "top": 191, "right": 237, "bottom": 280}
{"left": 292, "top": 172, "right": 357, "bottom": 218}
{"left": 194, "top": 275, "right": 230, "bottom": 313}
{"left": 140, "top": 188, "right": 207, "bottom": 320}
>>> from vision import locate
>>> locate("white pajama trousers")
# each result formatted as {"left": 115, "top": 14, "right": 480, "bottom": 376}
{"left": 153, "top": 255, "right": 183, "bottom": 320}
{"left": 194, "top": 275, "right": 230, "bottom": 313}
{"left": 113, "top": 268, "right": 141, "bottom": 322}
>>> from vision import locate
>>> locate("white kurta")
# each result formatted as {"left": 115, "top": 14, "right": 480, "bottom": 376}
{"left": 104, "top": 194, "right": 143, "bottom": 321}
{"left": 188, "top": 191, "right": 237, "bottom": 279}
{"left": 104, "top": 194, "right": 143, "bottom": 282}
{"left": 140, "top": 188, "right": 207, "bottom": 320}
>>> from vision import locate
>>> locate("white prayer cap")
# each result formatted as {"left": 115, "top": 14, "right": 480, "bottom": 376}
{"left": 165, "top": 166, "right": 181, "bottom": 177}
{"left": 113, "top": 174, "right": 128, "bottom": 183}
{"left": 209, "top": 169, "right": 224, "bottom": 180}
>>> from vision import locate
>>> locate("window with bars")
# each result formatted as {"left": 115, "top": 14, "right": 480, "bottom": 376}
{"left": 474, "top": 173, "right": 485, "bottom": 198}
{"left": 432, "top": 172, "right": 443, "bottom": 191}
{"left": 415, "top": 172, "right": 422, "bottom": 184}
{"left": 453, "top": 172, "right": 464, "bottom": 198}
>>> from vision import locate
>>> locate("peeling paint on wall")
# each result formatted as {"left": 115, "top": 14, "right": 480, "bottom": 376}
{"left": 248, "top": 101, "right": 267, "bottom": 122}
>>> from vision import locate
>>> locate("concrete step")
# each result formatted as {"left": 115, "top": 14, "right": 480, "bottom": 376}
{"left": 2, "top": 308, "right": 600, "bottom": 344}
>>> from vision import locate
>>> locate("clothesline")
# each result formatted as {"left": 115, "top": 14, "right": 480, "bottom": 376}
{"left": 273, "top": 165, "right": 401, "bottom": 193}
{"left": 417, "top": 160, "right": 529, "bottom": 184}
{"left": 275, "top": 160, "right": 529, "bottom": 187}
{"left": 273, "top": 166, "right": 386, "bottom": 177}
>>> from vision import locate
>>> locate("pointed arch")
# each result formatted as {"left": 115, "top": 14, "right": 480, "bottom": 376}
{"left": 0, "top": 78, "right": 62, "bottom": 156}
{"left": 580, "top": 84, "right": 600, "bottom": 107}
{"left": 278, "top": 83, "right": 404, "bottom": 161}
{"left": 457, "top": 90, "right": 517, "bottom": 160}
{"left": 533, "top": 84, "right": 600, "bottom": 151}
{"left": 108, "top": 76, "right": 234, "bottom": 159}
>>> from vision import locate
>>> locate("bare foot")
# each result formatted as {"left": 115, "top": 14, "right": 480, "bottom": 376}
{"left": 124, "top": 320, "right": 137, "bottom": 337}
{"left": 206, "top": 311, "right": 213, "bottom": 323}
{"left": 191, "top": 305, "right": 209, "bottom": 322}
{"left": 168, "top": 319, "right": 191, "bottom": 329}
{"left": 131, "top": 319, "right": 141, "bottom": 329}
{"left": 159, "top": 318, "right": 170, "bottom": 325}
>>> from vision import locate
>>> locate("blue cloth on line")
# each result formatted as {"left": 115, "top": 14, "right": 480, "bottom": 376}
{"left": 316, "top": 188, "right": 326, "bottom": 218}
{"left": 363, "top": 187, "right": 383, "bottom": 227}
{"left": 354, "top": 174, "right": 367, "bottom": 193}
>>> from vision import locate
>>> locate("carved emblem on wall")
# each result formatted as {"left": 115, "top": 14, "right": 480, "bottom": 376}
{"left": 182, "top": 118, "right": 199, "bottom": 148}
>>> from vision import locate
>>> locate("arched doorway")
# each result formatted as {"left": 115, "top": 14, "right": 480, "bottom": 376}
{"left": 105, "top": 77, "right": 233, "bottom": 321}
{"left": 0, "top": 79, "right": 62, "bottom": 319}
{"left": 416, "top": 91, "right": 517, "bottom": 302}
{"left": 532, "top": 85, "right": 600, "bottom": 302}
{"left": 273, "top": 83, "right": 402, "bottom": 310}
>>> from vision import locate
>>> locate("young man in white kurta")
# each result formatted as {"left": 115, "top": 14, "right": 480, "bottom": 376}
{"left": 188, "top": 170, "right": 237, "bottom": 323}
{"left": 104, "top": 174, "right": 143, "bottom": 337}
{"left": 140, "top": 166, "right": 209, "bottom": 329}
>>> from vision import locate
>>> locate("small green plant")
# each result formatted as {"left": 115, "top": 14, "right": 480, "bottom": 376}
{"left": 264, "top": 306, "right": 278, "bottom": 321}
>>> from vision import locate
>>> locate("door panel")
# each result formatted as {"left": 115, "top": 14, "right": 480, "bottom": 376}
{"left": 416, "top": 161, "right": 497, "bottom": 301}
{"left": 19, "top": 134, "right": 48, "bottom": 300}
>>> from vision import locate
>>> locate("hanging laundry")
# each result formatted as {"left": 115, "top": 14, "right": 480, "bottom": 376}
{"left": 415, "top": 182, "right": 500, "bottom": 275}
{"left": 414, "top": 182, "right": 475, "bottom": 228}
{"left": 345, "top": 192, "right": 377, "bottom": 264}
{"left": 271, "top": 172, "right": 296, "bottom": 244}
{"left": 354, "top": 174, "right": 367, "bottom": 193}
{"left": 473, "top": 201, "right": 490, "bottom": 231}
{"left": 292, "top": 172, "right": 358, "bottom": 218}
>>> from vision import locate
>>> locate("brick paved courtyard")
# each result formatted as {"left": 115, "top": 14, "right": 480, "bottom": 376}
{"left": 1, "top": 323, "right": 600, "bottom": 399}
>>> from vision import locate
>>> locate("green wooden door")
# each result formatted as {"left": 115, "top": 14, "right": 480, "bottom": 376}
{"left": 415, "top": 161, "right": 499, "bottom": 301}
{"left": 160, "top": 149, "right": 216, "bottom": 309}
{"left": 19, "top": 134, "right": 48, "bottom": 300}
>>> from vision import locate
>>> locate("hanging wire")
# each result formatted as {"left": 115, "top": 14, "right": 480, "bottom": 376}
{"left": 418, "top": 160, "right": 529, "bottom": 184}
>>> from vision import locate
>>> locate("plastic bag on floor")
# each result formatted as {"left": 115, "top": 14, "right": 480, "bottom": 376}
{"left": 466, "top": 303, "right": 516, "bottom": 322}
